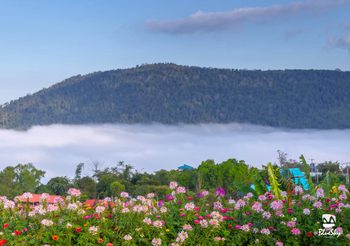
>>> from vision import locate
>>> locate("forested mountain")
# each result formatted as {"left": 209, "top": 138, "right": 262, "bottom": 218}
{"left": 1, "top": 63, "right": 350, "bottom": 129}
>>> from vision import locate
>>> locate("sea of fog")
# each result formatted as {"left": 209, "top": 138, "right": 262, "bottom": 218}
{"left": 0, "top": 123, "right": 349, "bottom": 181}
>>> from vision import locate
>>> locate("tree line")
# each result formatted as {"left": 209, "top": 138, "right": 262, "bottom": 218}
{"left": 0, "top": 155, "right": 348, "bottom": 200}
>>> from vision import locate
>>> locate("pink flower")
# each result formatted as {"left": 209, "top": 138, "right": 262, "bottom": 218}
{"left": 120, "top": 192, "right": 129, "bottom": 198}
{"left": 22, "top": 192, "right": 33, "bottom": 199}
{"left": 214, "top": 237, "right": 225, "bottom": 242}
{"left": 276, "top": 241, "right": 284, "bottom": 246}
{"left": 209, "top": 219, "right": 220, "bottom": 228}
{"left": 338, "top": 185, "right": 348, "bottom": 193}
{"left": 182, "top": 224, "right": 192, "bottom": 231}
{"left": 234, "top": 199, "right": 246, "bottom": 210}
{"left": 335, "top": 227, "right": 343, "bottom": 234}
{"left": 287, "top": 221, "right": 296, "bottom": 228}
{"left": 241, "top": 224, "right": 250, "bottom": 232}
{"left": 303, "top": 208, "right": 310, "bottom": 215}
{"left": 169, "top": 181, "right": 178, "bottom": 190}
{"left": 260, "top": 228, "right": 270, "bottom": 235}
{"left": 313, "top": 201, "right": 322, "bottom": 209}
{"left": 176, "top": 186, "right": 186, "bottom": 194}
{"left": 67, "top": 188, "right": 81, "bottom": 197}
{"left": 258, "top": 195, "right": 266, "bottom": 201}
{"left": 252, "top": 202, "right": 263, "bottom": 212}
{"left": 270, "top": 200, "right": 283, "bottom": 210}
{"left": 291, "top": 228, "right": 301, "bottom": 235}
{"left": 215, "top": 187, "right": 226, "bottom": 197}
{"left": 316, "top": 188, "right": 324, "bottom": 198}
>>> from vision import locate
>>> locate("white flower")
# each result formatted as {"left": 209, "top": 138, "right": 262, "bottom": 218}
{"left": 169, "top": 181, "right": 178, "bottom": 190}
{"left": 89, "top": 226, "right": 98, "bottom": 235}
{"left": 41, "top": 219, "right": 54, "bottom": 227}
{"left": 200, "top": 219, "right": 208, "bottom": 228}
{"left": 143, "top": 217, "right": 152, "bottom": 225}
{"left": 152, "top": 238, "right": 162, "bottom": 246}
{"left": 124, "top": 234, "right": 132, "bottom": 241}
{"left": 184, "top": 202, "right": 195, "bottom": 211}
{"left": 303, "top": 208, "right": 311, "bottom": 215}
{"left": 95, "top": 205, "right": 105, "bottom": 213}
{"left": 67, "top": 203, "right": 78, "bottom": 210}
{"left": 153, "top": 220, "right": 163, "bottom": 228}
{"left": 260, "top": 228, "right": 270, "bottom": 235}
{"left": 176, "top": 231, "right": 188, "bottom": 243}
{"left": 147, "top": 193, "right": 155, "bottom": 198}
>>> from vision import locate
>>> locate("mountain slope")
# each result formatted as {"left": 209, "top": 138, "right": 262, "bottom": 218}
{"left": 1, "top": 63, "right": 350, "bottom": 129}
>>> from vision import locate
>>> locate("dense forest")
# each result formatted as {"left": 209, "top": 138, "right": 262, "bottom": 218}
{"left": 1, "top": 63, "right": 350, "bottom": 129}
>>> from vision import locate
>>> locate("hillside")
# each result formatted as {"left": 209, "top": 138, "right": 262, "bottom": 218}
{"left": 1, "top": 63, "right": 350, "bottom": 129}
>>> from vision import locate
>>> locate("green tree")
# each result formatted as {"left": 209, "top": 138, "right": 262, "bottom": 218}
{"left": 76, "top": 176, "right": 97, "bottom": 199}
{"left": 0, "top": 164, "right": 45, "bottom": 198}
{"left": 110, "top": 181, "right": 125, "bottom": 198}
{"left": 46, "top": 176, "right": 71, "bottom": 196}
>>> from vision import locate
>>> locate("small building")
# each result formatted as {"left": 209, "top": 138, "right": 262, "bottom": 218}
{"left": 17, "top": 194, "right": 63, "bottom": 206}
{"left": 177, "top": 164, "right": 194, "bottom": 171}
{"left": 84, "top": 199, "right": 114, "bottom": 208}
{"left": 284, "top": 168, "right": 310, "bottom": 190}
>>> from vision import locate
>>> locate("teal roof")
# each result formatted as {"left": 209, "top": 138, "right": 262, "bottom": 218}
{"left": 287, "top": 168, "right": 310, "bottom": 190}
{"left": 289, "top": 168, "right": 305, "bottom": 177}
{"left": 178, "top": 164, "right": 194, "bottom": 170}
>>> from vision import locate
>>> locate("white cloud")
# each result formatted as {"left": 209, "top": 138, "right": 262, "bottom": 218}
{"left": 146, "top": 0, "right": 349, "bottom": 34}
{"left": 0, "top": 123, "right": 349, "bottom": 182}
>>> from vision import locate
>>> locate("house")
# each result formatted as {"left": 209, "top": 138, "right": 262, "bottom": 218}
{"left": 177, "top": 164, "right": 194, "bottom": 171}
{"left": 17, "top": 194, "right": 63, "bottom": 206}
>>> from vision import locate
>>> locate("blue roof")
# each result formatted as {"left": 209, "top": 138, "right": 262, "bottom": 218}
{"left": 178, "top": 164, "right": 194, "bottom": 170}
{"left": 289, "top": 168, "right": 305, "bottom": 177}
{"left": 288, "top": 168, "right": 310, "bottom": 190}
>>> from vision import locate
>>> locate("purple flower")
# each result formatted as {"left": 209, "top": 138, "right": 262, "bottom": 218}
{"left": 215, "top": 187, "right": 226, "bottom": 197}
{"left": 197, "top": 192, "right": 204, "bottom": 198}
{"left": 166, "top": 194, "right": 174, "bottom": 201}
{"left": 157, "top": 200, "right": 164, "bottom": 207}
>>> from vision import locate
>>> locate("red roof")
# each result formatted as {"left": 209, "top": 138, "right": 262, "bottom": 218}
{"left": 18, "top": 194, "right": 63, "bottom": 204}
{"left": 84, "top": 199, "right": 115, "bottom": 208}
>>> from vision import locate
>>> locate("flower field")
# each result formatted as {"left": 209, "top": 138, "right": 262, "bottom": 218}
{"left": 0, "top": 183, "right": 349, "bottom": 246}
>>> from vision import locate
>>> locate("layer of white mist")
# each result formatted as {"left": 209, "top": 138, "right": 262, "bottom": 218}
{"left": 0, "top": 123, "right": 348, "bottom": 181}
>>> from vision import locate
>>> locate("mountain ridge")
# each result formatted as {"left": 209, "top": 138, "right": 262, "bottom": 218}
{"left": 1, "top": 63, "right": 350, "bottom": 129}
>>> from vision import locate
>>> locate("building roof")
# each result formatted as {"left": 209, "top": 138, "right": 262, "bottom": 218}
{"left": 178, "top": 164, "right": 194, "bottom": 170}
{"left": 84, "top": 199, "right": 114, "bottom": 208}
{"left": 17, "top": 194, "right": 62, "bottom": 204}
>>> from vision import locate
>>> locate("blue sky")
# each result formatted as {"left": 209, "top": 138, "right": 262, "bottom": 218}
{"left": 0, "top": 0, "right": 350, "bottom": 104}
